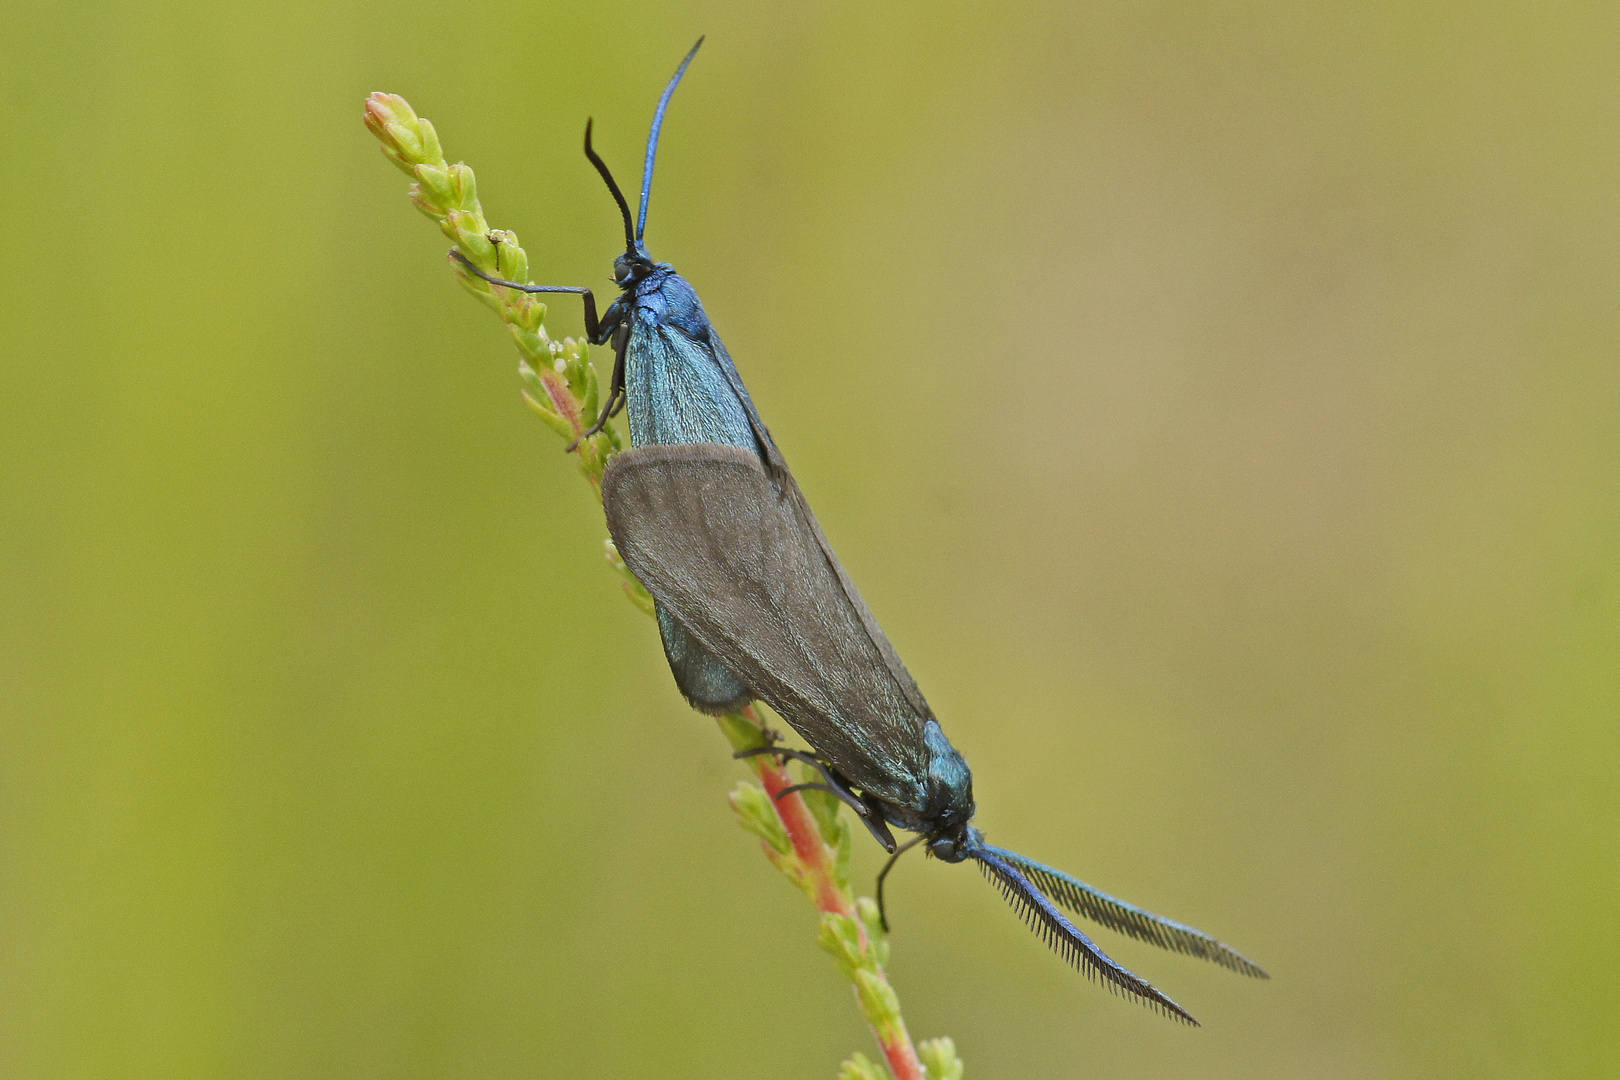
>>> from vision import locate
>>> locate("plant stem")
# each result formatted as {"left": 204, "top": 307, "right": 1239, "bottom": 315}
{"left": 364, "top": 91, "right": 962, "bottom": 1080}
{"left": 719, "top": 708, "right": 925, "bottom": 1080}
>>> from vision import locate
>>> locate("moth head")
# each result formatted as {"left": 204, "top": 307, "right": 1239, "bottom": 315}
{"left": 613, "top": 247, "right": 655, "bottom": 286}
{"left": 928, "top": 822, "right": 980, "bottom": 864}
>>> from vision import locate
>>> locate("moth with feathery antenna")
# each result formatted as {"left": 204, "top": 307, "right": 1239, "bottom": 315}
{"left": 453, "top": 37, "right": 1267, "bottom": 1024}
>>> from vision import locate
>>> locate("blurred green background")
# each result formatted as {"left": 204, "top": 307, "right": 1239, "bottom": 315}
{"left": 3, "top": 2, "right": 1617, "bottom": 1077}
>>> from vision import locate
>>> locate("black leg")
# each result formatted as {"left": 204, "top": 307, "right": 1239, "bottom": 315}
{"left": 858, "top": 793, "right": 899, "bottom": 853}
{"left": 734, "top": 746, "right": 898, "bottom": 853}
{"left": 448, "top": 249, "right": 601, "bottom": 339}
{"left": 734, "top": 745, "right": 814, "bottom": 765}
{"left": 605, "top": 323, "right": 630, "bottom": 417}
{"left": 774, "top": 781, "right": 857, "bottom": 805}
{"left": 875, "top": 835, "right": 925, "bottom": 931}
{"left": 566, "top": 328, "right": 626, "bottom": 450}
{"left": 775, "top": 783, "right": 899, "bottom": 855}
{"left": 736, "top": 747, "right": 848, "bottom": 791}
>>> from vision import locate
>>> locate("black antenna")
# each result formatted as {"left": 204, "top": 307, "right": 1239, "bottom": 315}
{"left": 637, "top": 35, "right": 705, "bottom": 242}
{"left": 584, "top": 119, "right": 636, "bottom": 255}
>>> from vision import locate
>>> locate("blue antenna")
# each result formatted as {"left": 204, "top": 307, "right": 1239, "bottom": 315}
{"left": 637, "top": 36, "right": 705, "bottom": 243}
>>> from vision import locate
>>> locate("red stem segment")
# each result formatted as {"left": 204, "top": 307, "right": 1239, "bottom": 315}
{"left": 728, "top": 709, "right": 925, "bottom": 1080}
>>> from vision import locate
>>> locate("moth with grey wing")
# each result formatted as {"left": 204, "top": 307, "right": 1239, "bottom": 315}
{"left": 457, "top": 38, "right": 1268, "bottom": 1024}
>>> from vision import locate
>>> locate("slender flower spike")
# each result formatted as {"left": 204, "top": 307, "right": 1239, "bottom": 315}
{"left": 361, "top": 91, "right": 618, "bottom": 489}
{"left": 364, "top": 91, "right": 957, "bottom": 1080}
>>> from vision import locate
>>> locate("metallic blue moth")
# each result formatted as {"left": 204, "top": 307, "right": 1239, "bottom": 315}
{"left": 453, "top": 37, "right": 1266, "bottom": 1024}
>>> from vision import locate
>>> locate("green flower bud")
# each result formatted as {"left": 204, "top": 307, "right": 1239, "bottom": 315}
{"left": 415, "top": 116, "right": 445, "bottom": 168}
{"left": 517, "top": 365, "right": 573, "bottom": 438}
{"left": 506, "top": 294, "right": 545, "bottom": 334}
{"left": 730, "top": 781, "right": 792, "bottom": 855}
{"left": 854, "top": 968, "right": 901, "bottom": 1027}
{"left": 412, "top": 163, "right": 455, "bottom": 209}
{"left": 446, "top": 163, "right": 478, "bottom": 212}
{"left": 361, "top": 93, "right": 410, "bottom": 136}
{"left": 455, "top": 270, "right": 502, "bottom": 313}
{"left": 486, "top": 229, "right": 518, "bottom": 272}
{"left": 817, "top": 913, "right": 866, "bottom": 980}
{"left": 376, "top": 143, "right": 417, "bottom": 175}
{"left": 521, "top": 391, "right": 575, "bottom": 441}
{"left": 444, "top": 210, "right": 493, "bottom": 265}
{"left": 579, "top": 356, "right": 600, "bottom": 424}
{"left": 918, "top": 1038, "right": 964, "bottom": 1080}
{"left": 562, "top": 339, "right": 592, "bottom": 388}
{"left": 605, "top": 540, "right": 657, "bottom": 617}
{"left": 409, "top": 183, "right": 445, "bottom": 221}
{"left": 799, "top": 767, "right": 841, "bottom": 836}
{"left": 825, "top": 813, "right": 853, "bottom": 892}
{"left": 837, "top": 1052, "right": 892, "bottom": 1080}
{"left": 518, "top": 360, "right": 551, "bottom": 397}
{"left": 383, "top": 121, "right": 423, "bottom": 163}
{"left": 506, "top": 323, "right": 548, "bottom": 367}
{"left": 715, "top": 712, "right": 770, "bottom": 754}
{"left": 856, "top": 897, "right": 889, "bottom": 968}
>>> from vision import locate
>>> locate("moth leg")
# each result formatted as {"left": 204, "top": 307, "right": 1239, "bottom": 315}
{"left": 735, "top": 746, "right": 851, "bottom": 791}
{"left": 857, "top": 792, "right": 899, "bottom": 852}
{"left": 447, "top": 249, "right": 601, "bottom": 335}
{"left": 776, "top": 782, "right": 897, "bottom": 852}
{"left": 735, "top": 747, "right": 854, "bottom": 798}
{"left": 736, "top": 747, "right": 861, "bottom": 809}
{"left": 735, "top": 746, "right": 898, "bottom": 852}
{"left": 449, "top": 247, "right": 617, "bottom": 451}
{"left": 776, "top": 781, "right": 858, "bottom": 805}
{"left": 875, "top": 835, "right": 925, "bottom": 931}
{"left": 734, "top": 745, "right": 821, "bottom": 767}
{"left": 567, "top": 322, "right": 628, "bottom": 450}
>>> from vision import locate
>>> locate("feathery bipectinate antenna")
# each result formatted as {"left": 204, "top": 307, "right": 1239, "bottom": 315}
{"left": 637, "top": 35, "right": 705, "bottom": 242}
{"left": 971, "top": 847, "right": 1200, "bottom": 1025}
{"left": 978, "top": 843, "right": 1269, "bottom": 979}
{"left": 583, "top": 119, "right": 636, "bottom": 255}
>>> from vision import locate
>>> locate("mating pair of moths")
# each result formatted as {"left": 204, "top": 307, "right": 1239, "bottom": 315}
{"left": 454, "top": 39, "right": 1265, "bottom": 1024}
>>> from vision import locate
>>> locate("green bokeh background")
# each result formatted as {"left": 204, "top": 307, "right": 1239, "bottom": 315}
{"left": 4, "top": 3, "right": 1617, "bottom": 1077}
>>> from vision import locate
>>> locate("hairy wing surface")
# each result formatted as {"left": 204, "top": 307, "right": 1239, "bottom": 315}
{"left": 603, "top": 443, "right": 931, "bottom": 804}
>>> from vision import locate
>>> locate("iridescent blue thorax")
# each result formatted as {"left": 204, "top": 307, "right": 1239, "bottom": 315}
{"left": 617, "top": 262, "right": 760, "bottom": 454}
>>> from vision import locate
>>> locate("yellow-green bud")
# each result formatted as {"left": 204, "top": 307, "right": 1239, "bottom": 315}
{"left": 730, "top": 781, "right": 792, "bottom": 855}
{"left": 817, "top": 913, "right": 866, "bottom": 980}
{"left": 837, "top": 1052, "right": 892, "bottom": 1080}
{"left": 918, "top": 1037, "right": 964, "bottom": 1080}
{"left": 413, "top": 164, "right": 454, "bottom": 208}
{"left": 854, "top": 968, "right": 901, "bottom": 1026}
